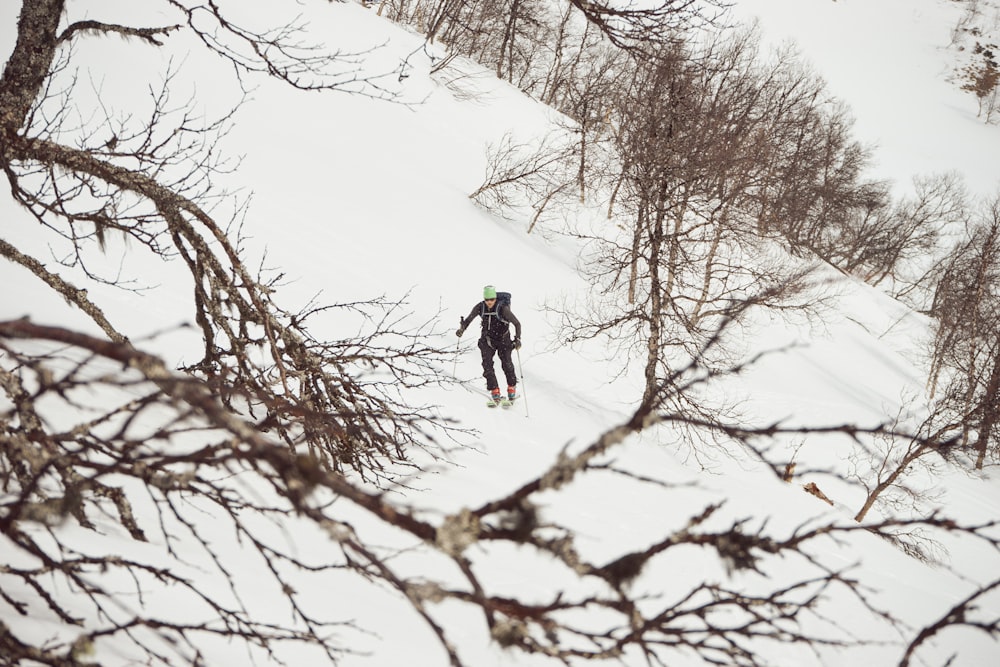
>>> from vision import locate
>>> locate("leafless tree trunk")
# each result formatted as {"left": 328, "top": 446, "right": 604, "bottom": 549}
{"left": 927, "top": 194, "right": 1000, "bottom": 469}
{"left": 558, "top": 28, "right": 822, "bottom": 403}
{"left": 974, "top": 342, "right": 1000, "bottom": 467}
{"left": 849, "top": 404, "right": 957, "bottom": 527}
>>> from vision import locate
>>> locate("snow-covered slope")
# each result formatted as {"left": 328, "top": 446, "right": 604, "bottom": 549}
{"left": 733, "top": 0, "right": 1000, "bottom": 198}
{"left": 1, "top": 1, "right": 999, "bottom": 665}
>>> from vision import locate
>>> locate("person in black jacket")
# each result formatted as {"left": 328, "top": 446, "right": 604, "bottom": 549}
{"left": 457, "top": 285, "right": 522, "bottom": 402}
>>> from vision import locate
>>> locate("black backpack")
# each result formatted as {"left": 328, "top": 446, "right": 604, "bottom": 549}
{"left": 481, "top": 291, "right": 512, "bottom": 324}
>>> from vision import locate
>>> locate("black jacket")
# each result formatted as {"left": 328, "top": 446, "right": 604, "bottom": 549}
{"left": 460, "top": 301, "right": 522, "bottom": 342}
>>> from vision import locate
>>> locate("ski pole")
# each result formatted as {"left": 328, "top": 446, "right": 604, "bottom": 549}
{"left": 516, "top": 347, "right": 529, "bottom": 418}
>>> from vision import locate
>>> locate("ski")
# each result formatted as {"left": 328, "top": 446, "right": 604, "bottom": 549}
{"left": 486, "top": 397, "right": 514, "bottom": 408}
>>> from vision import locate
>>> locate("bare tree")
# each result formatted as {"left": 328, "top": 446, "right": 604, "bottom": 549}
{"left": 750, "top": 89, "right": 881, "bottom": 252}
{"left": 927, "top": 193, "right": 1000, "bottom": 469}
{"left": 469, "top": 130, "right": 579, "bottom": 232}
{"left": 462, "top": 6, "right": 628, "bottom": 219}
{"left": 554, "top": 29, "right": 828, "bottom": 406}
{"left": 0, "top": 1, "right": 459, "bottom": 662}
{"left": 394, "top": 0, "right": 556, "bottom": 91}
{"left": 566, "top": 0, "right": 730, "bottom": 52}
{"left": 0, "top": 0, "right": 450, "bottom": 478}
{"left": 848, "top": 403, "right": 955, "bottom": 529}
{"left": 5, "top": 318, "right": 1000, "bottom": 666}
{"left": 747, "top": 83, "right": 964, "bottom": 293}
{"left": 899, "top": 578, "right": 1000, "bottom": 667}
{"left": 848, "top": 173, "right": 966, "bottom": 289}
{"left": 383, "top": 0, "right": 729, "bottom": 99}
{"left": 5, "top": 3, "right": 1000, "bottom": 666}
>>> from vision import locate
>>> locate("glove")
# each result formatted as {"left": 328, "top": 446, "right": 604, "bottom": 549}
{"left": 513, "top": 337, "right": 522, "bottom": 350}
{"left": 456, "top": 317, "right": 465, "bottom": 338}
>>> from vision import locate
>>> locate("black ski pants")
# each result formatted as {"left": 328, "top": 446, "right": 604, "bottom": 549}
{"left": 479, "top": 335, "right": 517, "bottom": 391}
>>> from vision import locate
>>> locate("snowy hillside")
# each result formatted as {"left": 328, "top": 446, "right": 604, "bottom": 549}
{"left": 2, "top": 1, "right": 999, "bottom": 666}
{"left": 733, "top": 0, "right": 1000, "bottom": 198}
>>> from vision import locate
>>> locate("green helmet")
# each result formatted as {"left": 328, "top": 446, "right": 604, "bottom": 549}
{"left": 483, "top": 285, "right": 497, "bottom": 300}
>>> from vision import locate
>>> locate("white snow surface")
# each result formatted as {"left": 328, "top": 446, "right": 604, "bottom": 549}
{"left": 1, "top": 1, "right": 999, "bottom": 666}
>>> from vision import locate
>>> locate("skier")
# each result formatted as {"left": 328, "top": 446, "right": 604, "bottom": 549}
{"left": 456, "top": 285, "right": 522, "bottom": 405}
